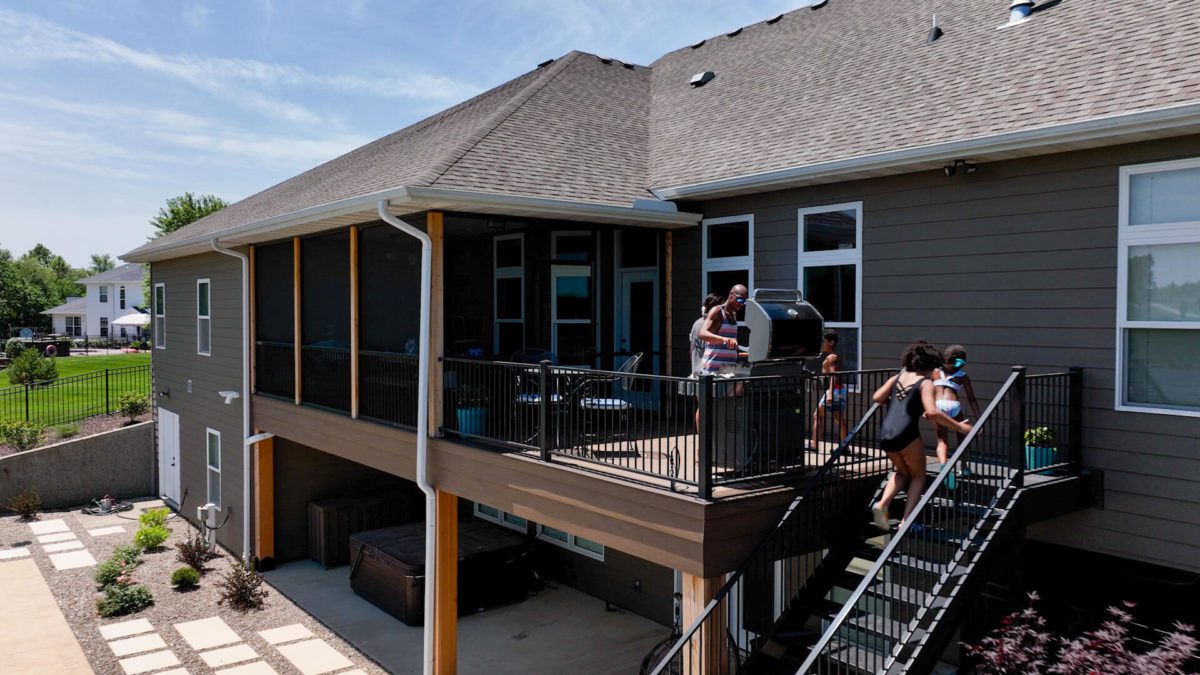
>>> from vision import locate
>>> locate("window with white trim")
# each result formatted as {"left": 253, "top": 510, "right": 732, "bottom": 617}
{"left": 99, "top": 316, "right": 109, "bottom": 338}
{"left": 206, "top": 428, "right": 221, "bottom": 508}
{"left": 197, "top": 279, "right": 211, "bottom": 356}
{"left": 494, "top": 234, "right": 524, "bottom": 358}
{"left": 798, "top": 203, "right": 863, "bottom": 371}
{"left": 472, "top": 503, "right": 528, "bottom": 533}
{"left": 1117, "top": 159, "right": 1200, "bottom": 416}
{"left": 99, "top": 285, "right": 108, "bottom": 303}
{"left": 119, "top": 286, "right": 126, "bottom": 310}
{"left": 701, "top": 215, "right": 754, "bottom": 299}
{"left": 154, "top": 283, "right": 166, "bottom": 349}
{"left": 65, "top": 316, "right": 82, "bottom": 337}
{"left": 537, "top": 524, "right": 605, "bottom": 561}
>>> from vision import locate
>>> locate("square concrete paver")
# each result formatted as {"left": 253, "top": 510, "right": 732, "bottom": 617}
{"left": 218, "top": 662, "right": 279, "bottom": 675}
{"left": 37, "top": 532, "right": 78, "bottom": 543}
{"left": 200, "top": 644, "right": 259, "bottom": 667}
{"left": 119, "top": 649, "right": 181, "bottom": 675}
{"left": 0, "top": 547, "right": 31, "bottom": 560}
{"left": 49, "top": 549, "right": 97, "bottom": 570}
{"left": 88, "top": 526, "right": 126, "bottom": 537}
{"left": 110, "top": 633, "right": 168, "bottom": 657}
{"left": 275, "top": 639, "right": 354, "bottom": 675}
{"left": 43, "top": 541, "right": 85, "bottom": 553}
{"left": 99, "top": 618, "right": 155, "bottom": 640}
{"left": 29, "top": 519, "right": 70, "bottom": 535}
{"left": 259, "top": 624, "right": 313, "bottom": 645}
{"left": 175, "top": 616, "right": 241, "bottom": 650}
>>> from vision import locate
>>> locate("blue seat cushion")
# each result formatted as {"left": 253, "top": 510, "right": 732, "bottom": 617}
{"left": 580, "top": 397, "right": 630, "bottom": 411}
{"left": 514, "top": 393, "right": 562, "bottom": 404}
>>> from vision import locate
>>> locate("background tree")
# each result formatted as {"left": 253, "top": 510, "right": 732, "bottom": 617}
{"left": 89, "top": 253, "right": 115, "bottom": 274}
{"left": 0, "top": 243, "right": 87, "bottom": 335}
{"left": 149, "top": 192, "right": 228, "bottom": 238}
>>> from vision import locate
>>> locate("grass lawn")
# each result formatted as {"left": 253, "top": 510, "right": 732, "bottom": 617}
{"left": 0, "top": 353, "right": 151, "bottom": 425}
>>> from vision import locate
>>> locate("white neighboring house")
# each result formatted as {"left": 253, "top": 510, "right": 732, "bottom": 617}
{"left": 42, "top": 263, "right": 146, "bottom": 339}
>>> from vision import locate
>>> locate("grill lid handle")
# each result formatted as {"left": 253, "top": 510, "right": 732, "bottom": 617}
{"left": 751, "top": 288, "right": 804, "bottom": 304}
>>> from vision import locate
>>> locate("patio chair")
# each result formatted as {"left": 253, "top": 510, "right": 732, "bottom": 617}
{"left": 512, "top": 361, "right": 566, "bottom": 446}
{"left": 575, "top": 352, "right": 643, "bottom": 457}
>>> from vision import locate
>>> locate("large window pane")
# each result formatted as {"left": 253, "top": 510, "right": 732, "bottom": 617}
{"left": 360, "top": 224, "right": 420, "bottom": 353}
{"left": 495, "top": 278, "right": 522, "bottom": 320}
{"left": 1126, "top": 329, "right": 1200, "bottom": 410}
{"left": 804, "top": 265, "right": 856, "bottom": 323}
{"left": 553, "top": 234, "right": 591, "bottom": 262}
{"left": 554, "top": 275, "right": 590, "bottom": 320}
{"left": 1127, "top": 242, "right": 1200, "bottom": 321}
{"left": 1130, "top": 166, "right": 1200, "bottom": 225}
{"left": 497, "top": 322, "right": 523, "bottom": 358}
{"left": 707, "top": 270, "right": 749, "bottom": 299}
{"left": 803, "top": 210, "right": 857, "bottom": 252}
{"left": 254, "top": 242, "right": 293, "bottom": 344}
{"left": 707, "top": 221, "right": 750, "bottom": 258}
{"left": 620, "top": 230, "right": 658, "bottom": 267}
{"left": 495, "top": 237, "right": 522, "bottom": 268}
{"left": 555, "top": 323, "right": 592, "bottom": 365}
{"left": 301, "top": 231, "right": 350, "bottom": 347}
{"left": 825, "top": 327, "right": 859, "bottom": 372}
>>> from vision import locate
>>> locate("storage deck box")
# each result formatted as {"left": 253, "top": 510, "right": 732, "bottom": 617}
{"left": 307, "top": 493, "right": 417, "bottom": 568}
{"left": 348, "top": 520, "right": 532, "bottom": 625}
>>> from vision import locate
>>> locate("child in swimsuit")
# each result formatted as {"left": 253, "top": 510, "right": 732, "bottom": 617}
{"left": 808, "top": 329, "right": 848, "bottom": 451}
{"left": 932, "top": 345, "right": 981, "bottom": 488}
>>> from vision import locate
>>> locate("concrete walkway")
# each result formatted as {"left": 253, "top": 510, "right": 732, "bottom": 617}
{"left": 0, "top": 558, "right": 93, "bottom": 674}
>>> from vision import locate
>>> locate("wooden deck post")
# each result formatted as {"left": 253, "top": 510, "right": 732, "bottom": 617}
{"left": 433, "top": 489, "right": 458, "bottom": 675}
{"left": 253, "top": 434, "right": 274, "bottom": 565}
{"left": 350, "top": 226, "right": 360, "bottom": 419}
{"left": 681, "top": 572, "right": 729, "bottom": 675}
{"left": 428, "top": 212, "right": 445, "bottom": 437}
{"left": 293, "top": 237, "right": 302, "bottom": 405}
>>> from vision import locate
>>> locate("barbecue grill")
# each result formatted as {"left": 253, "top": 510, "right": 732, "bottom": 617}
{"left": 712, "top": 289, "right": 824, "bottom": 475}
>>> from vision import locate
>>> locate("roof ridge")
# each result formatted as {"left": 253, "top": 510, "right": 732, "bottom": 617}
{"left": 416, "top": 51, "right": 583, "bottom": 187}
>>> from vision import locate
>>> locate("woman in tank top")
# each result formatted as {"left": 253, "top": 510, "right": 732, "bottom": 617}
{"left": 870, "top": 341, "right": 973, "bottom": 530}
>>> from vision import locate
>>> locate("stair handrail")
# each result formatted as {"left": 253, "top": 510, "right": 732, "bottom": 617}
{"left": 796, "top": 366, "right": 1027, "bottom": 673}
{"left": 649, "top": 375, "right": 894, "bottom": 675}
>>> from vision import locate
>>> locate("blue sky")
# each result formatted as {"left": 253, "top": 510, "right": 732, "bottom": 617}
{"left": 0, "top": 0, "right": 803, "bottom": 267}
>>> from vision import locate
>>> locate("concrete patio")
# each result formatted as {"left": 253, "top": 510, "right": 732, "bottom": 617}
{"left": 266, "top": 560, "right": 670, "bottom": 674}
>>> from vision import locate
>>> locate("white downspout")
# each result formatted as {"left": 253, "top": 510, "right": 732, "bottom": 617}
{"left": 210, "top": 239, "right": 253, "bottom": 562}
{"left": 376, "top": 200, "right": 436, "bottom": 675}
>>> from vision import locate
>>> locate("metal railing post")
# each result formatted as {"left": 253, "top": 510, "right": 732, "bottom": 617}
{"left": 24, "top": 384, "right": 30, "bottom": 422}
{"left": 1068, "top": 366, "right": 1083, "bottom": 468}
{"left": 1008, "top": 365, "right": 1027, "bottom": 488}
{"left": 698, "top": 374, "right": 713, "bottom": 500}
{"left": 105, "top": 369, "right": 111, "bottom": 415}
{"left": 539, "top": 360, "right": 552, "bottom": 462}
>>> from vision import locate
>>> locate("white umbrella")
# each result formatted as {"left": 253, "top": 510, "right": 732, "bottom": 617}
{"left": 113, "top": 312, "right": 150, "bottom": 327}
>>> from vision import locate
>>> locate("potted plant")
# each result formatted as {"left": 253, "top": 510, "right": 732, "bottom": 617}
{"left": 454, "top": 385, "right": 490, "bottom": 436}
{"left": 1023, "top": 426, "right": 1057, "bottom": 472}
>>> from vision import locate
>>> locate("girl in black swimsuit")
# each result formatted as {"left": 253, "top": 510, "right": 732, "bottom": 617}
{"left": 870, "top": 341, "right": 973, "bottom": 530}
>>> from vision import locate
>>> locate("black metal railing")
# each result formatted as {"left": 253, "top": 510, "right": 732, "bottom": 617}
{"left": 255, "top": 341, "right": 294, "bottom": 400}
{"left": 359, "top": 350, "right": 420, "bottom": 429}
{"left": 0, "top": 364, "right": 151, "bottom": 428}
{"left": 648, "top": 393, "right": 892, "bottom": 674}
{"left": 1024, "top": 368, "right": 1083, "bottom": 475}
{"left": 300, "top": 345, "right": 351, "bottom": 413}
{"left": 796, "top": 366, "right": 1081, "bottom": 673}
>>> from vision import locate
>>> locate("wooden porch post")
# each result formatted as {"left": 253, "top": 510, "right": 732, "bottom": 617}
{"left": 682, "top": 572, "right": 729, "bottom": 675}
{"left": 428, "top": 212, "right": 445, "bottom": 437}
{"left": 293, "top": 237, "right": 302, "bottom": 405}
{"left": 350, "top": 226, "right": 360, "bottom": 419}
{"left": 253, "top": 434, "right": 274, "bottom": 565}
{"left": 433, "top": 489, "right": 458, "bottom": 675}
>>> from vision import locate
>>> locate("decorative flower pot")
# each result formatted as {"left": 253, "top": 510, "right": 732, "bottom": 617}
{"left": 456, "top": 407, "right": 488, "bottom": 435}
{"left": 1024, "top": 446, "right": 1058, "bottom": 473}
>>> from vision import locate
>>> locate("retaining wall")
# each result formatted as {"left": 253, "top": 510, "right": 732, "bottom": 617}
{"left": 0, "top": 421, "right": 155, "bottom": 509}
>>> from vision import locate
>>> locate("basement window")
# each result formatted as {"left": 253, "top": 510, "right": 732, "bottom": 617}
{"left": 154, "top": 283, "right": 166, "bottom": 349}
{"left": 206, "top": 428, "right": 222, "bottom": 508}
{"left": 197, "top": 279, "right": 211, "bottom": 356}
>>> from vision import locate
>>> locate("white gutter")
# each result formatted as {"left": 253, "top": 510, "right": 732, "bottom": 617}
{"left": 376, "top": 200, "right": 437, "bottom": 675}
{"left": 651, "top": 100, "right": 1200, "bottom": 200}
{"left": 209, "top": 239, "right": 253, "bottom": 562}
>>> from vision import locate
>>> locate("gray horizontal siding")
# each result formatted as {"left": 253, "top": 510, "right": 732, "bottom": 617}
{"left": 151, "top": 251, "right": 246, "bottom": 556}
{"left": 687, "top": 134, "right": 1200, "bottom": 574}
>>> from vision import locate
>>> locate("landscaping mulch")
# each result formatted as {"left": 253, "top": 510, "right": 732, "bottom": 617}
{"left": 0, "top": 505, "right": 388, "bottom": 675}
{"left": 0, "top": 412, "right": 151, "bottom": 457}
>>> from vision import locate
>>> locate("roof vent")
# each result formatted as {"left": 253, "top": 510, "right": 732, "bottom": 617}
{"left": 690, "top": 71, "right": 715, "bottom": 87}
{"left": 537, "top": 59, "right": 554, "bottom": 68}
{"left": 766, "top": 14, "right": 784, "bottom": 24}
{"left": 927, "top": 14, "right": 944, "bottom": 43}
{"left": 622, "top": 62, "right": 635, "bottom": 70}
{"left": 597, "top": 56, "right": 614, "bottom": 64}
{"left": 999, "top": 0, "right": 1034, "bottom": 28}
{"left": 810, "top": 0, "right": 829, "bottom": 9}
{"left": 690, "top": 39, "right": 706, "bottom": 49}
{"left": 726, "top": 27, "right": 743, "bottom": 37}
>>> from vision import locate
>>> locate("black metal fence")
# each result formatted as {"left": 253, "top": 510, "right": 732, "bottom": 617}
{"left": 359, "top": 351, "right": 420, "bottom": 429}
{"left": 300, "top": 345, "right": 351, "bottom": 412}
{"left": 255, "top": 341, "right": 294, "bottom": 400}
{"left": 0, "top": 364, "right": 151, "bottom": 427}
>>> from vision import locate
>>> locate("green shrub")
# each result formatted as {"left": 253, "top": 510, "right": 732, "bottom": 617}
{"left": 217, "top": 557, "right": 269, "bottom": 611}
{"left": 175, "top": 530, "right": 216, "bottom": 573}
{"left": 94, "top": 559, "right": 135, "bottom": 589}
{"left": 170, "top": 566, "right": 201, "bottom": 589}
{"left": 3, "top": 488, "right": 41, "bottom": 521}
{"left": 6, "top": 349, "right": 57, "bottom": 385}
{"left": 1024, "top": 426, "right": 1057, "bottom": 448}
{"left": 117, "top": 391, "right": 150, "bottom": 424}
{"left": 134, "top": 525, "right": 169, "bottom": 551}
{"left": 139, "top": 507, "right": 169, "bottom": 529}
{"left": 0, "top": 421, "right": 45, "bottom": 451}
{"left": 111, "top": 544, "right": 143, "bottom": 566}
{"left": 53, "top": 423, "right": 79, "bottom": 439}
{"left": 96, "top": 583, "right": 153, "bottom": 617}
{"left": 3, "top": 337, "right": 25, "bottom": 358}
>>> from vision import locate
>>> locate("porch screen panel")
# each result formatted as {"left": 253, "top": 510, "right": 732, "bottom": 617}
{"left": 254, "top": 242, "right": 294, "bottom": 399}
{"left": 358, "top": 223, "right": 422, "bottom": 427}
{"left": 301, "top": 230, "right": 351, "bottom": 412}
